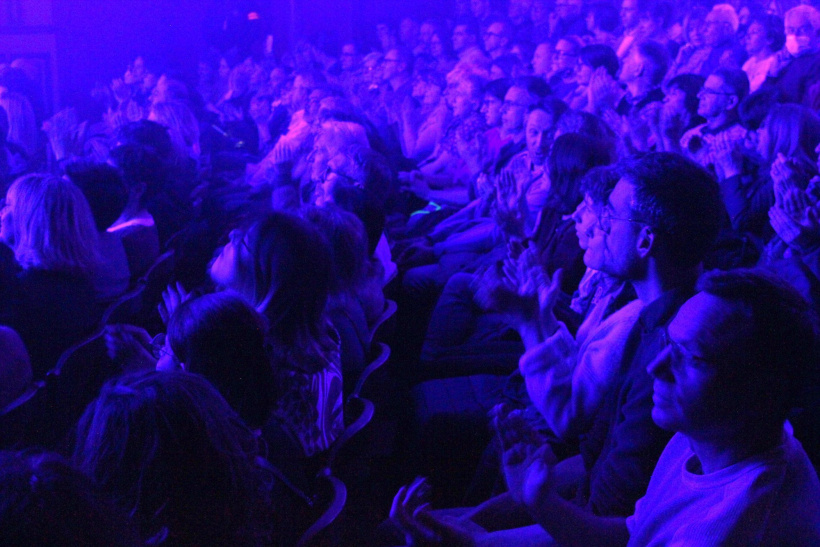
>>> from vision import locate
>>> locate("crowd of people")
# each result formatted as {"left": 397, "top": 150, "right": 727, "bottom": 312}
{"left": 1, "top": 0, "right": 820, "bottom": 543}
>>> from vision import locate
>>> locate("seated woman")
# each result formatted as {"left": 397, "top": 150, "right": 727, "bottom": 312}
{"left": 73, "top": 372, "right": 289, "bottom": 546}
{"left": 0, "top": 174, "right": 102, "bottom": 377}
{"left": 209, "top": 212, "right": 344, "bottom": 460}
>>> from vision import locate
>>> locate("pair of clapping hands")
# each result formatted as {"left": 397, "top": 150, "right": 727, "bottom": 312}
{"left": 104, "top": 282, "right": 192, "bottom": 372}
{"left": 390, "top": 404, "right": 557, "bottom": 546}
{"left": 769, "top": 163, "right": 820, "bottom": 249}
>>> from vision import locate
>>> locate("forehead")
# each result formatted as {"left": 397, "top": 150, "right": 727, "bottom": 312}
{"left": 527, "top": 109, "right": 551, "bottom": 130}
{"left": 669, "top": 292, "right": 742, "bottom": 358}
{"left": 703, "top": 74, "right": 724, "bottom": 89}
{"left": 608, "top": 178, "right": 636, "bottom": 212}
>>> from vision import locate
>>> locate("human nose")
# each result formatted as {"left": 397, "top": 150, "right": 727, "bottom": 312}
{"left": 647, "top": 345, "right": 673, "bottom": 379}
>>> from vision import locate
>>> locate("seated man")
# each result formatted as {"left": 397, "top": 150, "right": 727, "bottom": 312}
{"left": 394, "top": 269, "right": 820, "bottom": 546}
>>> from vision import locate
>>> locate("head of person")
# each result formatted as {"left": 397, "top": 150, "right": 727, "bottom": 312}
{"left": 1, "top": 174, "right": 100, "bottom": 274}
{"left": 500, "top": 80, "right": 543, "bottom": 133}
{"left": 382, "top": 48, "right": 412, "bottom": 83}
{"left": 648, "top": 269, "right": 819, "bottom": 441}
{"left": 683, "top": 6, "right": 709, "bottom": 47}
{"left": 483, "top": 17, "right": 512, "bottom": 56}
{"left": 586, "top": 152, "right": 723, "bottom": 280}
{"left": 556, "top": 0, "right": 583, "bottom": 21}
{"left": 784, "top": 5, "right": 820, "bottom": 56}
{"left": 0, "top": 91, "right": 36, "bottom": 157}
{"left": 546, "top": 132, "right": 612, "bottom": 214}
{"left": 64, "top": 161, "right": 128, "bottom": 233}
{"left": 525, "top": 100, "right": 565, "bottom": 166}
{"left": 429, "top": 27, "right": 450, "bottom": 59}
{"left": 756, "top": 103, "right": 820, "bottom": 166}
{"left": 108, "top": 143, "right": 168, "bottom": 212}
{"left": 400, "top": 17, "right": 420, "bottom": 46}
{"left": 163, "top": 292, "right": 274, "bottom": 428}
{"left": 636, "top": 0, "right": 673, "bottom": 39}
{"left": 575, "top": 44, "right": 619, "bottom": 86}
{"left": 147, "top": 101, "right": 201, "bottom": 159}
{"left": 209, "top": 212, "right": 333, "bottom": 350}
{"left": 376, "top": 22, "right": 398, "bottom": 52}
{"left": 744, "top": 13, "right": 786, "bottom": 56}
{"left": 531, "top": 42, "right": 553, "bottom": 77}
{"left": 663, "top": 73, "right": 707, "bottom": 123}
{"left": 419, "top": 20, "right": 437, "bottom": 47}
{"left": 148, "top": 74, "right": 190, "bottom": 107}
{"left": 697, "top": 68, "right": 749, "bottom": 120}
{"left": 412, "top": 70, "right": 447, "bottom": 106}
{"left": 340, "top": 43, "right": 359, "bottom": 71}
{"left": 620, "top": 0, "right": 640, "bottom": 30}
{"left": 452, "top": 19, "right": 481, "bottom": 54}
{"left": 586, "top": 2, "right": 620, "bottom": 34}
{"left": 619, "top": 40, "right": 669, "bottom": 87}
{"left": 73, "top": 371, "right": 272, "bottom": 545}
{"left": 482, "top": 78, "right": 511, "bottom": 127}
{"left": 573, "top": 165, "right": 621, "bottom": 251}
{"left": 552, "top": 37, "right": 582, "bottom": 75}
{"left": 531, "top": 0, "right": 550, "bottom": 26}
{"left": 704, "top": 4, "right": 740, "bottom": 47}
{"left": 446, "top": 73, "right": 485, "bottom": 117}
{"left": 471, "top": 0, "right": 491, "bottom": 20}
{"left": 490, "top": 54, "right": 526, "bottom": 79}
{"left": 0, "top": 451, "right": 138, "bottom": 546}
{"left": 509, "top": 0, "right": 534, "bottom": 22}
{"left": 290, "top": 70, "right": 325, "bottom": 112}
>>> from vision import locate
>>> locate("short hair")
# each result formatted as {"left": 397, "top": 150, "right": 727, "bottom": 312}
{"left": 454, "top": 17, "right": 481, "bottom": 39}
{"left": 579, "top": 44, "right": 619, "bottom": 78}
{"left": 618, "top": 152, "right": 724, "bottom": 270}
{"left": 579, "top": 164, "right": 620, "bottom": 206}
{"left": 6, "top": 174, "right": 101, "bottom": 273}
{"left": 785, "top": 5, "right": 820, "bottom": 33}
{"left": 149, "top": 101, "right": 200, "bottom": 158}
{"left": 108, "top": 143, "right": 167, "bottom": 206}
{"left": 491, "top": 54, "right": 524, "bottom": 78}
{"left": 586, "top": 2, "right": 620, "bottom": 32}
{"left": 738, "top": 86, "right": 781, "bottom": 131}
{"left": 113, "top": 120, "right": 175, "bottom": 163}
{"left": 635, "top": 40, "right": 670, "bottom": 86}
{"left": 513, "top": 75, "right": 551, "bottom": 100}
{"left": 319, "top": 120, "right": 370, "bottom": 155}
{"left": 748, "top": 13, "right": 786, "bottom": 52}
{"left": 73, "top": 371, "right": 273, "bottom": 544}
{"left": 709, "top": 3, "right": 740, "bottom": 33}
{"left": 484, "top": 78, "right": 512, "bottom": 100}
{"left": 666, "top": 73, "right": 706, "bottom": 119}
{"left": 638, "top": 0, "right": 674, "bottom": 28}
{"left": 64, "top": 161, "right": 128, "bottom": 232}
{"left": 0, "top": 451, "right": 138, "bottom": 546}
{"left": 386, "top": 46, "right": 414, "bottom": 73}
{"left": 696, "top": 268, "right": 819, "bottom": 423}
{"left": 167, "top": 293, "right": 274, "bottom": 428}
{"left": 302, "top": 205, "right": 371, "bottom": 294}
{"left": 713, "top": 67, "right": 750, "bottom": 104}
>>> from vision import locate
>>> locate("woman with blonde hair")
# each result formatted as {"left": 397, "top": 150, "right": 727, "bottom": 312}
{"left": 0, "top": 174, "right": 103, "bottom": 376}
{"left": 148, "top": 100, "right": 201, "bottom": 160}
{"left": 0, "top": 91, "right": 39, "bottom": 163}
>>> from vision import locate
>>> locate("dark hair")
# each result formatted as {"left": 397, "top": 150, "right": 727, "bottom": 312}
{"left": 242, "top": 213, "right": 335, "bottom": 373}
{"left": 636, "top": 40, "right": 670, "bottom": 86}
{"left": 65, "top": 161, "right": 128, "bottom": 232}
{"left": 619, "top": 152, "right": 724, "bottom": 270}
{"left": 547, "top": 133, "right": 612, "bottom": 213}
{"left": 0, "top": 451, "right": 138, "bottom": 546}
{"left": 579, "top": 164, "right": 620, "bottom": 206}
{"left": 454, "top": 17, "right": 481, "bottom": 39}
{"left": 748, "top": 13, "right": 786, "bottom": 51}
{"left": 484, "top": 78, "right": 512, "bottom": 100}
{"left": 167, "top": 293, "right": 274, "bottom": 428}
{"left": 108, "top": 144, "right": 167, "bottom": 207}
{"left": 113, "top": 120, "right": 175, "bottom": 162}
{"left": 696, "top": 268, "right": 819, "bottom": 422}
{"left": 713, "top": 67, "right": 750, "bottom": 104}
{"left": 73, "top": 372, "right": 273, "bottom": 545}
{"left": 586, "top": 2, "right": 620, "bottom": 32}
{"left": 666, "top": 73, "right": 706, "bottom": 119}
{"left": 639, "top": 0, "right": 674, "bottom": 29}
{"left": 302, "top": 205, "right": 370, "bottom": 295}
{"left": 738, "top": 86, "right": 781, "bottom": 131}
{"left": 513, "top": 75, "right": 551, "bottom": 100}
{"left": 579, "top": 44, "right": 619, "bottom": 77}
{"left": 492, "top": 54, "right": 524, "bottom": 78}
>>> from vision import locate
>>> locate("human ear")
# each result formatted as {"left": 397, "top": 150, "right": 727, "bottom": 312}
{"left": 636, "top": 226, "right": 655, "bottom": 258}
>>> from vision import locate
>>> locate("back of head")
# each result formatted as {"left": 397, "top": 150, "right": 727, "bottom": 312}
{"left": 244, "top": 213, "right": 333, "bottom": 352}
{"left": 635, "top": 40, "right": 670, "bottom": 87}
{"left": 579, "top": 44, "right": 619, "bottom": 78}
{"left": 167, "top": 293, "right": 274, "bottom": 428}
{"left": 666, "top": 74, "right": 706, "bottom": 118}
{"left": 113, "top": 120, "right": 176, "bottom": 163}
{"left": 302, "top": 205, "right": 370, "bottom": 294}
{"left": 696, "top": 268, "right": 819, "bottom": 424}
{"left": 73, "top": 371, "right": 270, "bottom": 545}
{"left": 738, "top": 86, "right": 781, "bottom": 131}
{"left": 64, "top": 161, "right": 128, "bottom": 232}
{"left": 108, "top": 143, "right": 168, "bottom": 206}
{"left": 547, "top": 132, "right": 612, "bottom": 213}
{"left": 0, "top": 451, "right": 138, "bottom": 546}
{"left": 6, "top": 173, "right": 101, "bottom": 273}
{"left": 579, "top": 164, "right": 621, "bottom": 206}
{"left": 149, "top": 101, "right": 200, "bottom": 158}
{"left": 618, "top": 152, "right": 724, "bottom": 270}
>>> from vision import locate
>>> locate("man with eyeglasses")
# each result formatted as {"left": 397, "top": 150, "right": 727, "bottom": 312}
{"left": 763, "top": 5, "right": 820, "bottom": 105}
{"left": 681, "top": 68, "right": 749, "bottom": 170}
{"left": 482, "top": 18, "right": 512, "bottom": 60}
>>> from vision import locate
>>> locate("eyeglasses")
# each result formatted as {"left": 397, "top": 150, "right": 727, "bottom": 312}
{"left": 660, "top": 328, "right": 713, "bottom": 370}
{"left": 697, "top": 87, "right": 734, "bottom": 96}
{"left": 150, "top": 333, "right": 180, "bottom": 366}
{"left": 322, "top": 166, "right": 359, "bottom": 186}
{"left": 597, "top": 208, "right": 650, "bottom": 233}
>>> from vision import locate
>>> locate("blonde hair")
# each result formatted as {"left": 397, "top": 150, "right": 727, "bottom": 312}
{"left": 6, "top": 174, "right": 101, "bottom": 273}
{"left": 149, "top": 101, "right": 200, "bottom": 159}
{"left": 0, "top": 92, "right": 37, "bottom": 157}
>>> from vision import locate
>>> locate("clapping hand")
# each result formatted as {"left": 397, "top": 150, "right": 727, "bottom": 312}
{"left": 158, "top": 282, "right": 192, "bottom": 326}
{"left": 390, "top": 478, "right": 478, "bottom": 547}
{"left": 769, "top": 187, "right": 820, "bottom": 249}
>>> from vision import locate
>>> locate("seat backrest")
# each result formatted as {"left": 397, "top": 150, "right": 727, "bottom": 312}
{"left": 366, "top": 298, "right": 397, "bottom": 348}
{"left": 296, "top": 474, "right": 347, "bottom": 547}
{"left": 351, "top": 342, "right": 391, "bottom": 399}
{"left": 322, "top": 395, "right": 375, "bottom": 474}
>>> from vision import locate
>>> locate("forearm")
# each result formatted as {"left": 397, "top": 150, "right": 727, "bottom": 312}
{"left": 528, "top": 491, "right": 629, "bottom": 547}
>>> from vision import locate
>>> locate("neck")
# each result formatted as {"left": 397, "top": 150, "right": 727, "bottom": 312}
{"left": 687, "top": 422, "right": 784, "bottom": 474}
{"left": 706, "top": 110, "right": 733, "bottom": 130}
{"left": 631, "top": 261, "right": 700, "bottom": 304}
